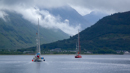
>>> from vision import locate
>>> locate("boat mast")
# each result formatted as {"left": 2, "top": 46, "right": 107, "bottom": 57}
{"left": 78, "top": 30, "right": 80, "bottom": 55}
{"left": 76, "top": 43, "right": 78, "bottom": 55}
{"left": 38, "top": 18, "right": 40, "bottom": 54}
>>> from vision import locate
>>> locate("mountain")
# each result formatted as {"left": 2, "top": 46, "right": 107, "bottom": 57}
{"left": 83, "top": 11, "right": 107, "bottom": 25}
{"left": 45, "top": 6, "right": 90, "bottom": 30}
{"left": 35, "top": 11, "right": 130, "bottom": 52}
{"left": 0, "top": 11, "right": 69, "bottom": 49}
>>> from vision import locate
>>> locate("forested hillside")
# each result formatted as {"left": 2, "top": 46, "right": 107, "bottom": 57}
{"left": 0, "top": 11, "right": 69, "bottom": 49}
{"left": 37, "top": 11, "right": 130, "bottom": 52}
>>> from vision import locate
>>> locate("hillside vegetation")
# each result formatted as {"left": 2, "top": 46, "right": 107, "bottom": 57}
{"left": 0, "top": 11, "right": 69, "bottom": 49}
{"left": 36, "top": 11, "right": 130, "bottom": 52}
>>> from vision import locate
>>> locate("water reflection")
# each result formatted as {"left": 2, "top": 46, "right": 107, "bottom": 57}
{"left": 36, "top": 62, "right": 41, "bottom": 73}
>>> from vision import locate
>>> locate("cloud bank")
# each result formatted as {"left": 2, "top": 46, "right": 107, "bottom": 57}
{"left": 0, "top": 3, "right": 81, "bottom": 35}
{"left": 0, "top": 0, "right": 130, "bottom": 35}
{"left": 1, "top": 0, "right": 130, "bottom": 15}
{"left": 0, "top": 10, "right": 8, "bottom": 21}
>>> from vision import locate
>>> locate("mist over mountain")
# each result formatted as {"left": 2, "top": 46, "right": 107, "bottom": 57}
{"left": 31, "top": 11, "right": 130, "bottom": 52}
{"left": 0, "top": 11, "right": 69, "bottom": 49}
{"left": 83, "top": 11, "right": 107, "bottom": 25}
{"left": 45, "top": 6, "right": 90, "bottom": 30}
{"left": 45, "top": 6, "right": 108, "bottom": 30}
{"left": 0, "top": 5, "right": 110, "bottom": 50}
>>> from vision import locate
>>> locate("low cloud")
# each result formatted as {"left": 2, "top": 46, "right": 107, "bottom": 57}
{"left": 70, "top": 5, "right": 92, "bottom": 16}
{"left": 0, "top": 4, "right": 81, "bottom": 35}
{"left": 1, "top": 0, "right": 130, "bottom": 35}
{"left": 0, "top": 10, "right": 8, "bottom": 21}
{"left": 1, "top": 0, "right": 130, "bottom": 15}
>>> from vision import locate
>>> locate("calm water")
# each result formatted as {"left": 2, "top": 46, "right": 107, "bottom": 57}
{"left": 0, "top": 55, "right": 130, "bottom": 73}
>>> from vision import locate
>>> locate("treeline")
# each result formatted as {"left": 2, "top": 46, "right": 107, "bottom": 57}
{"left": 0, "top": 49, "right": 22, "bottom": 55}
{"left": 0, "top": 48, "right": 124, "bottom": 55}
{"left": 37, "top": 11, "right": 130, "bottom": 51}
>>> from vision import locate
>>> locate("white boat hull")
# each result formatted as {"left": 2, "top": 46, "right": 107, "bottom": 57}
{"left": 34, "top": 59, "right": 44, "bottom": 62}
{"left": 33, "top": 58, "right": 45, "bottom": 62}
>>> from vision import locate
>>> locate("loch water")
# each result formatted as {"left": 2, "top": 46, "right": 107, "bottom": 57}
{"left": 0, "top": 55, "right": 130, "bottom": 73}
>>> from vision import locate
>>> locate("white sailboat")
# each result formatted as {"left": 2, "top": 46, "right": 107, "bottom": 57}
{"left": 32, "top": 18, "right": 45, "bottom": 62}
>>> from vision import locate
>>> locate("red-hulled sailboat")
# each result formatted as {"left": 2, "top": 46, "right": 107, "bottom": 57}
{"left": 75, "top": 30, "right": 82, "bottom": 58}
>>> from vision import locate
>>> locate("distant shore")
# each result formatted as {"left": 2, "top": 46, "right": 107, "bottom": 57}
{"left": 0, "top": 53, "right": 125, "bottom": 55}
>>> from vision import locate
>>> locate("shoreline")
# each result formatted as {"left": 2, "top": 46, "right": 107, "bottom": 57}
{"left": 0, "top": 54, "right": 125, "bottom": 55}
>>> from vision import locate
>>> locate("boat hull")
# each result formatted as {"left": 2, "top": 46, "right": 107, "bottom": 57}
{"left": 34, "top": 59, "right": 43, "bottom": 62}
{"left": 75, "top": 55, "right": 82, "bottom": 58}
{"left": 33, "top": 59, "right": 45, "bottom": 62}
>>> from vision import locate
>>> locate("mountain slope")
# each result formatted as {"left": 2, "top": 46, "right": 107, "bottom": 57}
{"left": 83, "top": 11, "right": 107, "bottom": 25}
{"left": 0, "top": 11, "right": 69, "bottom": 49}
{"left": 38, "top": 11, "right": 130, "bottom": 51}
{"left": 46, "top": 6, "right": 90, "bottom": 29}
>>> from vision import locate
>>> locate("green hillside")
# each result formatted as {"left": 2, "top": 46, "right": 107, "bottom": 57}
{"left": 0, "top": 11, "right": 69, "bottom": 49}
{"left": 35, "top": 11, "right": 130, "bottom": 52}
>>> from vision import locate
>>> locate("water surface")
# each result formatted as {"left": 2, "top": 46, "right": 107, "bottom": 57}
{"left": 0, "top": 55, "right": 130, "bottom": 73}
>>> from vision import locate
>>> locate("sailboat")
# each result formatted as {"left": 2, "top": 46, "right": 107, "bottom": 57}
{"left": 75, "top": 30, "right": 82, "bottom": 58}
{"left": 32, "top": 18, "right": 45, "bottom": 62}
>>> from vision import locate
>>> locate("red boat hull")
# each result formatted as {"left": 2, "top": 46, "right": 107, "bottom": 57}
{"left": 75, "top": 55, "right": 82, "bottom": 58}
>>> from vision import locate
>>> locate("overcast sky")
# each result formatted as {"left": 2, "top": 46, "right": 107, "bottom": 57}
{"left": 0, "top": 0, "right": 130, "bottom": 35}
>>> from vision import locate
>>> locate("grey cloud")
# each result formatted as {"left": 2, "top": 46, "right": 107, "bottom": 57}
{"left": 0, "top": 0, "right": 130, "bottom": 35}
{"left": 70, "top": 0, "right": 130, "bottom": 14}
{"left": 1, "top": 0, "right": 130, "bottom": 13}
{"left": 0, "top": 10, "right": 8, "bottom": 21}
{"left": 0, "top": 4, "right": 81, "bottom": 35}
{"left": 0, "top": 0, "right": 33, "bottom": 5}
